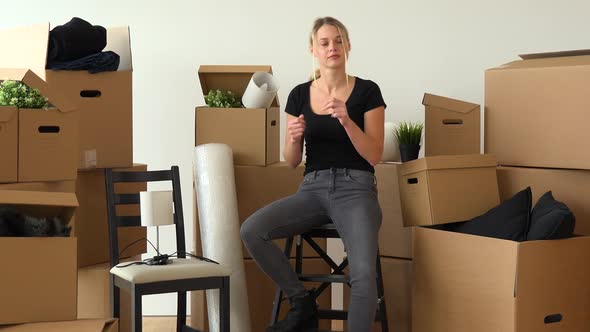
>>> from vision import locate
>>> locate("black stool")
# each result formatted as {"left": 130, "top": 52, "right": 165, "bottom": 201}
{"left": 270, "top": 221, "right": 389, "bottom": 331}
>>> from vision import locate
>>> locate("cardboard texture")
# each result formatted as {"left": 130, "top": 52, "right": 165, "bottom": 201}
{"left": 375, "top": 163, "right": 412, "bottom": 258}
{"left": 0, "top": 68, "right": 79, "bottom": 182}
{"left": 398, "top": 154, "right": 500, "bottom": 226}
{"left": 497, "top": 166, "right": 590, "bottom": 235}
{"left": 0, "top": 23, "right": 133, "bottom": 169}
{"left": 76, "top": 164, "right": 147, "bottom": 267}
{"left": 0, "top": 180, "right": 75, "bottom": 193}
{"left": 485, "top": 50, "right": 590, "bottom": 170}
{"left": 412, "top": 227, "right": 590, "bottom": 332}
{"left": 190, "top": 258, "right": 331, "bottom": 331}
{"left": 0, "top": 190, "right": 78, "bottom": 324}
{"left": 0, "top": 319, "right": 118, "bottom": 332}
{"left": 195, "top": 65, "right": 280, "bottom": 166}
{"left": 78, "top": 259, "right": 136, "bottom": 332}
{"left": 423, "top": 93, "right": 480, "bottom": 157}
{"left": 344, "top": 257, "right": 412, "bottom": 332}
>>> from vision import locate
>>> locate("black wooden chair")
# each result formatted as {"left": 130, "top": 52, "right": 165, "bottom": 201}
{"left": 270, "top": 219, "right": 389, "bottom": 331}
{"left": 105, "top": 166, "right": 231, "bottom": 332}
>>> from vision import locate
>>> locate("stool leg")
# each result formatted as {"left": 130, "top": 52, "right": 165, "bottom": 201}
{"left": 376, "top": 254, "right": 389, "bottom": 332}
{"left": 270, "top": 236, "right": 294, "bottom": 325}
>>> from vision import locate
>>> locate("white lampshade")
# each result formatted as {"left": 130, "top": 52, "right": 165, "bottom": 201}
{"left": 140, "top": 190, "right": 174, "bottom": 226}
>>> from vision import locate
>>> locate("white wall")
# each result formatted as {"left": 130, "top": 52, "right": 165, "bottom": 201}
{"left": 2, "top": 0, "right": 589, "bottom": 315}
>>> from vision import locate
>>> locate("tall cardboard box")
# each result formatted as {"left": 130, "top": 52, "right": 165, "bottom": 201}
{"left": 0, "top": 22, "right": 133, "bottom": 169}
{"left": 0, "top": 190, "right": 78, "bottom": 324}
{"left": 195, "top": 65, "right": 280, "bottom": 166}
{"left": 423, "top": 93, "right": 480, "bottom": 157}
{"left": 0, "top": 319, "right": 119, "bottom": 332}
{"left": 485, "top": 50, "right": 590, "bottom": 170}
{"left": 398, "top": 154, "right": 500, "bottom": 227}
{"left": 76, "top": 164, "right": 147, "bottom": 267}
{"left": 190, "top": 258, "right": 332, "bottom": 331}
{"left": 0, "top": 69, "right": 78, "bottom": 182}
{"left": 497, "top": 166, "right": 590, "bottom": 235}
{"left": 413, "top": 226, "right": 590, "bottom": 332}
{"left": 344, "top": 257, "right": 412, "bottom": 332}
{"left": 375, "top": 163, "right": 411, "bottom": 258}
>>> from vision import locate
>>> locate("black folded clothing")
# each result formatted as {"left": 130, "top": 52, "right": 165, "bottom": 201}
{"left": 47, "top": 17, "right": 107, "bottom": 62}
{"left": 47, "top": 50, "right": 120, "bottom": 73}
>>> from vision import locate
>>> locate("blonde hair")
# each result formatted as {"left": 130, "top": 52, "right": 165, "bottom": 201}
{"left": 309, "top": 17, "right": 350, "bottom": 81}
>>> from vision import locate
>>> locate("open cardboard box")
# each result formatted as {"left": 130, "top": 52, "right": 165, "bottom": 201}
{"left": 0, "top": 22, "right": 133, "bottom": 169}
{"left": 423, "top": 93, "right": 480, "bottom": 157}
{"left": 0, "top": 318, "right": 118, "bottom": 332}
{"left": 195, "top": 65, "right": 280, "bottom": 166}
{"left": 0, "top": 69, "right": 78, "bottom": 183}
{"left": 413, "top": 226, "right": 590, "bottom": 332}
{"left": 0, "top": 190, "right": 78, "bottom": 324}
{"left": 485, "top": 49, "right": 590, "bottom": 170}
{"left": 398, "top": 154, "right": 500, "bottom": 227}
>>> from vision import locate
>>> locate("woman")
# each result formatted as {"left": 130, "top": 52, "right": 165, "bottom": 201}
{"left": 240, "top": 16, "right": 386, "bottom": 332}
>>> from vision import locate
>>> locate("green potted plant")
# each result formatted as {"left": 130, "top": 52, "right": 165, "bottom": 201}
{"left": 0, "top": 80, "right": 48, "bottom": 109}
{"left": 393, "top": 121, "right": 423, "bottom": 162}
{"left": 204, "top": 89, "right": 243, "bottom": 108}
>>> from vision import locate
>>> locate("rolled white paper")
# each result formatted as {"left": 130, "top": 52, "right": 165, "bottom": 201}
{"left": 241, "top": 71, "right": 279, "bottom": 109}
{"left": 194, "top": 143, "right": 251, "bottom": 332}
{"left": 382, "top": 122, "right": 401, "bottom": 162}
{"left": 139, "top": 190, "right": 174, "bottom": 226}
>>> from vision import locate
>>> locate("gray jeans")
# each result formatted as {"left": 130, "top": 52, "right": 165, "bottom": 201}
{"left": 240, "top": 168, "right": 382, "bottom": 331}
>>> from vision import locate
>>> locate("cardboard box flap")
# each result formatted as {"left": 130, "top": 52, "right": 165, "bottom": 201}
{"left": 400, "top": 154, "right": 497, "bottom": 176}
{"left": 514, "top": 236, "right": 590, "bottom": 329}
{"left": 0, "top": 190, "right": 78, "bottom": 223}
{"left": 0, "top": 318, "right": 118, "bottom": 331}
{"left": 105, "top": 26, "right": 132, "bottom": 71}
{"left": 422, "top": 93, "right": 479, "bottom": 114}
{"left": 0, "top": 68, "right": 77, "bottom": 112}
{"left": 198, "top": 65, "right": 280, "bottom": 107}
{"left": 489, "top": 53, "right": 590, "bottom": 71}
{"left": 0, "top": 106, "right": 17, "bottom": 122}
{"left": 0, "top": 23, "right": 48, "bottom": 80}
{"left": 519, "top": 49, "right": 590, "bottom": 60}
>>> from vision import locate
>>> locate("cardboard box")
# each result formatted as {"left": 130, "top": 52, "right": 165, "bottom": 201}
{"left": 398, "top": 154, "right": 500, "bottom": 227}
{"left": 375, "top": 163, "right": 412, "bottom": 258}
{"left": 485, "top": 50, "right": 590, "bottom": 170}
{"left": 195, "top": 65, "right": 280, "bottom": 166}
{"left": 0, "top": 190, "right": 78, "bottom": 324}
{"left": 423, "top": 93, "right": 480, "bottom": 157}
{"left": 0, "top": 22, "right": 133, "bottom": 169}
{"left": 0, "top": 180, "right": 75, "bottom": 193}
{"left": 0, "top": 319, "right": 118, "bottom": 332}
{"left": 75, "top": 164, "right": 147, "bottom": 267}
{"left": 78, "top": 260, "right": 135, "bottom": 332}
{"left": 191, "top": 258, "right": 332, "bottom": 331}
{"left": 344, "top": 257, "right": 412, "bottom": 332}
{"left": 497, "top": 166, "right": 590, "bottom": 235}
{"left": 413, "top": 226, "right": 590, "bottom": 332}
{"left": 0, "top": 69, "right": 78, "bottom": 182}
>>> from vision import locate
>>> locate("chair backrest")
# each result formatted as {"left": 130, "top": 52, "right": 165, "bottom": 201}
{"left": 104, "top": 166, "right": 187, "bottom": 267}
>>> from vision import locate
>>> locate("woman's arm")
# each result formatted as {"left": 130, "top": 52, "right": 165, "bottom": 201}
{"left": 283, "top": 114, "right": 305, "bottom": 168}
{"left": 342, "top": 107, "right": 385, "bottom": 166}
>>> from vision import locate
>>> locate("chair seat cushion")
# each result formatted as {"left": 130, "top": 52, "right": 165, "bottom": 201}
{"left": 110, "top": 258, "right": 232, "bottom": 284}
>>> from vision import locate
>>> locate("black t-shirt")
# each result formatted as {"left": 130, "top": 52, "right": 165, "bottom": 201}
{"left": 285, "top": 77, "right": 387, "bottom": 175}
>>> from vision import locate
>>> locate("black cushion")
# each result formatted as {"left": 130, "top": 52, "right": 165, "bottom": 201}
{"left": 527, "top": 191, "right": 575, "bottom": 240}
{"left": 445, "top": 187, "right": 532, "bottom": 241}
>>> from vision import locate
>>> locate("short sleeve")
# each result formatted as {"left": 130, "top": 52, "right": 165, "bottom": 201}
{"left": 364, "top": 81, "right": 387, "bottom": 112}
{"left": 284, "top": 84, "right": 302, "bottom": 117}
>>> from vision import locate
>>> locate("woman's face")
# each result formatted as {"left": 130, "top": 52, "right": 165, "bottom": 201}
{"left": 311, "top": 24, "right": 350, "bottom": 69}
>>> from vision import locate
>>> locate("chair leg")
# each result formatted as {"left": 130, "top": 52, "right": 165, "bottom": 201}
{"left": 112, "top": 285, "right": 121, "bottom": 319}
{"left": 219, "top": 276, "right": 230, "bottom": 332}
{"left": 376, "top": 254, "right": 389, "bottom": 332}
{"left": 131, "top": 287, "right": 143, "bottom": 332}
{"left": 270, "top": 236, "right": 294, "bottom": 325}
{"left": 177, "top": 291, "right": 187, "bottom": 332}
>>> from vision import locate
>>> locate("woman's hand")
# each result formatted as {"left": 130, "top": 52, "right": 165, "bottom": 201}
{"left": 287, "top": 114, "right": 306, "bottom": 144}
{"left": 323, "top": 97, "right": 350, "bottom": 127}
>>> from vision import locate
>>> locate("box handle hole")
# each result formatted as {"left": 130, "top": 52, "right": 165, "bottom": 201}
{"left": 80, "top": 90, "right": 102, "bottom": 98}
{"left": 442, "top": 119, "right": 463, "bottom": 125}
{"left": 38, "top": 126, "right": 60, "bottom": 133}
{"left": 271, "top": 120, "right": 277, "bottom": 126}
{"left": 407, "top": 178, "right": 418, "bottom": 184}
{"left": 544, "top": 314, "right": 562, "bottom": 324}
